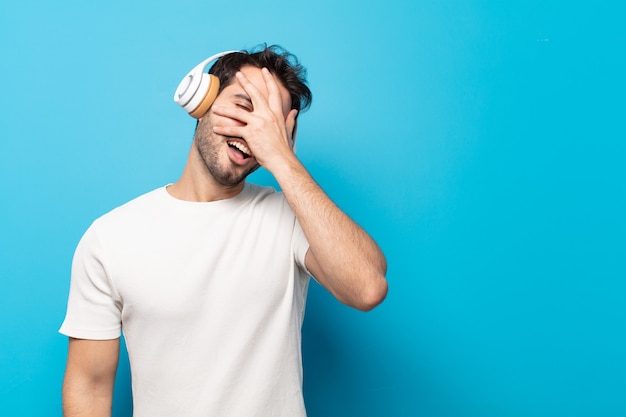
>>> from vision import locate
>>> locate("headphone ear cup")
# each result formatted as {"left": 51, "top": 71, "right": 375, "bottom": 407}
{"left": 174, "top": 51, "right": 239, "bottom": 118}
{"left": 188, "top": 74, "right": 220, "bottom": 119}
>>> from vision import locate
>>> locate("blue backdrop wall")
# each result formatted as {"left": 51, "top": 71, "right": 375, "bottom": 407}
{"left": 1, "top": 1, "right": 624, "bottom": 416}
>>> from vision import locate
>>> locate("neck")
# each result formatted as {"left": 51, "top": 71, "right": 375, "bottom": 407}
{"left": 167, "top": 143, "right": 245, "bottom": 203}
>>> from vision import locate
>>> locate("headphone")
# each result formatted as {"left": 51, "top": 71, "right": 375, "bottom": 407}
{"left": 173, "top": 51, "right": 240, "bottom": 118}
{"left": 173, "top": 51, "right": 299, "bottom": 151}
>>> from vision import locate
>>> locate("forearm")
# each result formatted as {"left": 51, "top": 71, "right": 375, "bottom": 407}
{"left": 271, "top": 154, "right": 388, "bottom": 310}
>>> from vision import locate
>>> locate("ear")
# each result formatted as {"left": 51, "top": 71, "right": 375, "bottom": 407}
{"left": 286, "top": 109, "right": 299, "bottom": 150}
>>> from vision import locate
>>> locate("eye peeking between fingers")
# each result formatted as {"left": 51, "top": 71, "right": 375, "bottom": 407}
{"left": 233, "top": 93, "right": 253, "bottom": 112}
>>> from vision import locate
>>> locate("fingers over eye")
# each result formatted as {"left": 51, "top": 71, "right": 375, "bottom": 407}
{"left": 262, "top": 68, "right": 283, "bottom": 110}
{"left": 236, "top": 72, "right": 265, "bottom": 104}
{"left": 213, "top": 125, "right": 242, "bottom": 137}
{"left": 212, "top": 105, "right": 248, "bottom": 125}
{"left": 212, "top": 105, "right": 231, "bottom": 115}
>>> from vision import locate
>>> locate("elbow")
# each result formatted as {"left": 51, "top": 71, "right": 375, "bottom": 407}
{"left": 355, "top": 273, "right": 388, "bottom": 312}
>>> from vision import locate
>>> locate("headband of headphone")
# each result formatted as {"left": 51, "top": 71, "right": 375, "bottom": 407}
{"left": 173, "top": 51, "right": 240, "bottom": 118}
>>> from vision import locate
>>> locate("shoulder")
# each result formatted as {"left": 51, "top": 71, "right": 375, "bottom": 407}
{"left": 246, "top": 183, "right": 279, "bottom": 201}
{"left": 242, "top": 183, "right": 298, "bottom": 229}
{"left": 89, "top": 187, "right": 166, "bottom": 233}
{"left": 245, "top": 183, "right": 291, "bottom": 210}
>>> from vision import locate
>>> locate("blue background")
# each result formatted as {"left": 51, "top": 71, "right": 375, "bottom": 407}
{"left": 1, "top": 1, "right": 625, "bottom": 416}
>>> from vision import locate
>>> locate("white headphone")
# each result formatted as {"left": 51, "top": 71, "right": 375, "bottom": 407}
{"left": 173, "top": 51, "right": 240, "bottom": 118}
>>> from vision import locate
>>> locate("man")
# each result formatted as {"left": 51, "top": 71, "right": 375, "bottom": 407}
{"left": 60, "top": 45, "right": 387, "bottom": 417}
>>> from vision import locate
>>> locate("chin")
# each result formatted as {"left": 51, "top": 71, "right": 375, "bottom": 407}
{"left": 214, "top": 164, "right": 260, "bottom": 187}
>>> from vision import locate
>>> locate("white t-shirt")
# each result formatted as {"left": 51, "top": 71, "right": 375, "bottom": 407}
{"left": 60, "top": 183, "right": 311, "bottom": 417}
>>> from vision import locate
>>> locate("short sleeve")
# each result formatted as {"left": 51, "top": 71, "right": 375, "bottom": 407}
{"left": 59, "top": 223, "right": 122, "bottom": 340}
{"left": 292, "top": 218, "right": 311, "bottom": 277}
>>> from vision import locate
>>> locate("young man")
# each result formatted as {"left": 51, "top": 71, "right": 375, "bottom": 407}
{"left": 60, "top": 45, "right": 387, "bottom": 417}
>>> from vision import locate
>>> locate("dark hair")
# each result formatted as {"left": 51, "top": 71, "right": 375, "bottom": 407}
{"left": 209, "top": 45, "right": 312, "bottom": 113}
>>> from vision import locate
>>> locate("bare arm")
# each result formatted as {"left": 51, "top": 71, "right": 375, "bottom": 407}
{"left": 62, "top": 338, "right": 120, "bottom": 417}
{"left": 212, "top": 69, "right": 388, "bottom": 311}
{"left": 274, "top": 157, "right": 388, "bottom": 311}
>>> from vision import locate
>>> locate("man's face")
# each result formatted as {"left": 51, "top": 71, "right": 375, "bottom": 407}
{"left": 193, "top": 65, "right": 292, "bottom": 187}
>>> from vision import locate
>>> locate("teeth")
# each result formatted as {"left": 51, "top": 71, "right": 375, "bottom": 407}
{"left": 227, "top": 141, "right": 251, "bottom": 157}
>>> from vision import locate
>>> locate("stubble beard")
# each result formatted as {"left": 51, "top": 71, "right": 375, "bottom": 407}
{"left": 194, "top": 127, "right": 260, "bottom": 187}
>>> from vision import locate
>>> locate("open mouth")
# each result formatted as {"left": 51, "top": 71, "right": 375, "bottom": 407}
{"left": 227, "top": 140, "right": 252, "bottom": 159}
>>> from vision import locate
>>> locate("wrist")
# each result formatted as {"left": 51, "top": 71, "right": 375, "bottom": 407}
{"left": 266, "top": 151, "right": 304, "bottom": 184}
